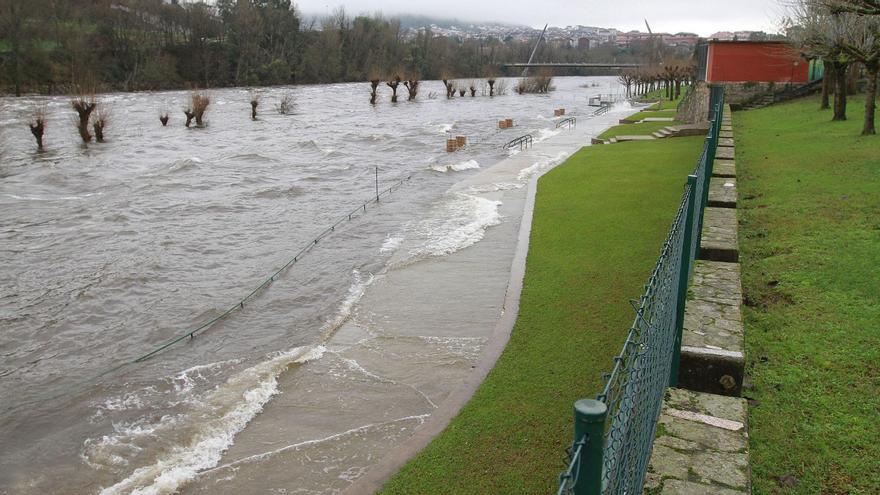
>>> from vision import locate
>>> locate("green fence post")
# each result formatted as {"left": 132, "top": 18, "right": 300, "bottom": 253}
{"left": 573, "top": 399, "right": 608, "bottom": 495}
{"left": 670, "top": 175, "right": 699, "bottom": 387}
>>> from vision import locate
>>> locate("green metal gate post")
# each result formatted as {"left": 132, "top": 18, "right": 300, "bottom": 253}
{"left": 573, "top": 399, "right": 608, "bottom": 495}
{"left": 670, "top": 175, "right": 698, "bottom": 387}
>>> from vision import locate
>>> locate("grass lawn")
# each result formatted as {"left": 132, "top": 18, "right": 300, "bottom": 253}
{"left": 598, "top": 121, "right": 681, "bottom": 140}
{"left": 641, "top": 88, "right": 685, "bottom": 110}
{"left": 735, "top": 95, "right": 880, "bottom": 494}
{"left": 626, "top": 109, "right": 678, "bottom": 121}
{"left": 381, "top": 137, "right": 703, "bottom": 494}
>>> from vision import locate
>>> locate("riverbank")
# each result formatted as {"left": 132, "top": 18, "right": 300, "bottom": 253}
{"left": 0, "top": 77, "right": 632, "bottom": 494}
{"left": 379, "top": 136, "right": 703, "bottom": 493}
{"left": 174, "top": 101, "right": 634, "bottom": 494}
{"left": 735, "top": 95, "right": 879, "bottom": 493}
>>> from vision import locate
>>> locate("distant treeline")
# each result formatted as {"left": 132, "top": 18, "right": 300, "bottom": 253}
{"left": 0, "top": 0, "right": 679, "bottom": 95}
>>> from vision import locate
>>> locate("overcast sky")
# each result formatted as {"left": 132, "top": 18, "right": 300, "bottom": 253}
{"left": 296, "top": 0, "right": 785, "bottom": 36}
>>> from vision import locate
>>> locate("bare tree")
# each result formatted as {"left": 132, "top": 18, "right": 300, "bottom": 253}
{"left": 829, "top": 2, "right": 880, "bottom": 134}
{"left": 403, "top": 74, "right": 420, "bottom": 100}
{"left": 278, "top": 92, "right": 294, "bottom": 114}
{"left": 786, "top": 0, "right": 860, "bottom": 120}
{"left": 487, "top": 78, "right": 496, "bottom": 96}
{"left": 369, "top": 78, "right": 380, "bottom": 104}
{"left": 71, "top": 93, "right": 97, "bottom": 143}
{"left": 191, "top": 91, "right": 210, "bottom": 126}
{"left": 250, "top": 91, "right": 260, "bottom": 120}
{"left": 159, "top": 105, "right": 170, "bottom": 126}
{"left": 618, "top": 70, "right": 636, "bottom": 98}
{"left": 387, "top": 74, "right": 401, "bottom": 102}
{"left": 469, "top": 81, "right": 477, "bottom": 97}
{"left": 92, "top": 107, "right": 109, "bottom": 142}
{"left": 824, "top": 0, "right": 880, "bottom": 14}
{"left": 27, "top": 104, "right": 46, "bottom": 150}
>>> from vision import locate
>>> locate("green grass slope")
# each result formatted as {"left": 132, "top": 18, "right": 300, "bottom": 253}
{"left": 381, "top": 138, "right": 702, "bottom": 494}
{"left": 736, "top": 95, "right": 880, "bottom": 494}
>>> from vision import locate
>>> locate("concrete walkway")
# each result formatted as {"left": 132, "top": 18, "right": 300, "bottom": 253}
{"left": 342, "top": 108, "right": 629, "bottom": 495}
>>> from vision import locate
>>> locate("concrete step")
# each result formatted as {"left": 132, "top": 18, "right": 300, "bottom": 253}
{"left": 699, "top": 208, "right": 739, "bottom": 263}
{"left": 679, "top": 260, "right": 745, "bottom": 396}
{"left": 715, "top": 146, "right": 735, "bottom": 160}
{"left": 720, "top": 125, "right": 733, "bottom": 133}
{"left": 658, "top": 128, "right": 675, "bottom": 137}
{"left": 719, "top": 131, "right": 734, "bottom": 140}
{"left": 645, "top": 388, "right": 750, "bottom": 494}
{"left": 713, "top": 160, "right": 736, "bottom": 178}
{"left": 642, "top": 117, "right": 676, "bottom": 122}
{"left": 718, "top": 137, "right": 735, "bottom": 148}
{"left": 708, "top": 177, "right": 737, "bottom": 208}
{"left": 667, "top": 123, "right": 710, "bottom": 137}
{"left": 652, "top": 132, "right": 667, "bottom": 139}
{"left": 615, "top": 135, "right": 656, "bottom": 142}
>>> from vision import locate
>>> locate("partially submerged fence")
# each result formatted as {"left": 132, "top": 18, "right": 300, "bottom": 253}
{"left": 557, "top": 85, "right": 725, "bottom": 495}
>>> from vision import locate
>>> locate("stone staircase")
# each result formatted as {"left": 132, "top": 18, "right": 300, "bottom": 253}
{"left": 591, "top": 123, "right": 711, "bottom": 145}
{"left": 646, "top": 105, "right": 752, "bottom": 494}
{"left": 736, "top": 79, "right": 823, "bottom": 111}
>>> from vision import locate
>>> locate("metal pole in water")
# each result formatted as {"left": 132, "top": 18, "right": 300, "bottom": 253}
{"left": 375, "top": 166, "right": 379, "bottom": 202}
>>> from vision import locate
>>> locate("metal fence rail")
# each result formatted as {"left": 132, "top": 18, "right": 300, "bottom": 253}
{"left": 503, "top": 134, "right": 534, "bottom": 151}
{"left": 556, "top": 117, "right": 577, "bottom": 129}
{"left": 557, "top": 85, "right": 724, "bottom": 495}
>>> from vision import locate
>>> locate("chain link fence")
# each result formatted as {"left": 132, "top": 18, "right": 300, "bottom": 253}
{"left": 558, "top": 85, "right": 725, "bottom": 495}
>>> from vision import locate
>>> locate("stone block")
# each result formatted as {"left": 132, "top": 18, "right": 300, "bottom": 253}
{"left": 718, "top": 137, "right": 735, "bottom": 147}
{"left": 713, "top": 160, "right": 736, "bottom": 178}
{"left": 645, "top": 389, "right": 750, "bottom": 494}
{"left": 680, "top": 261, "right": 744, "bottom": 396}
{"left": 708, "top": 177, "right": 737, "bottom": 208}
{"left": 719, "top": 131, "right": 734, "bottom": 139}
{"left": 715, "top": 146, "right": 735, "bottom": 160}
{"left": 699, "top": 207, "right": 738, "bottom": 262}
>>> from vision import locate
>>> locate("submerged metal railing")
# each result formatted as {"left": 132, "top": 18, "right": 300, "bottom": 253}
{"left": 591, "top": 106, "right": 611, "bottom": 117}
{"left": 503, "top": 134, "right": 534, "bottom": 151}
{"left": 556, "top": 117, "right": 577, "bottom": 130}
{"left": 557, "top": 85, "right": 724, "bottom": 495}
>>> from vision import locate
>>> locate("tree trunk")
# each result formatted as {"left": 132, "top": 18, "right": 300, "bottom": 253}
{"left": 833, "top": 62, "right": 848, "bottom": 121}
{"left": 863, "top": 65, "right": 877, "bottom": 136}
{"left": 820, "top": 62, "right": 831, "bottom": 110}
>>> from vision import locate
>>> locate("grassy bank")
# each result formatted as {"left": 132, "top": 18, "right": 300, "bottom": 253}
{"left": 735, "top": 96, "right": 880, "bottom": 494}
{"left": 641, "top": 88, "right": 684, "bottom": 110}
{"left": 597, "top": 121, "right": 681, "bottom": 140}
{"left": 627, "top": 109, "right": 678, "bottom": 121}
{"left": 381, "top": 137, "right": 702, "bottom": 493}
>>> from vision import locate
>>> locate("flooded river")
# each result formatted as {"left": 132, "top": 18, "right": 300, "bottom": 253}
{"left": 0, "top": 77, "right": 628, "bottom": 494}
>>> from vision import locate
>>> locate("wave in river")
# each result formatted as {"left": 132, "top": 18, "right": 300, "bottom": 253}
{"left": 406, "top": 192, "right": 502, "bottom": 260}
{"left": 89, "top": 346, "right": 325, "bottom": 495}
{"left": 429, "top": 159, "right": 480, "bottom": 173}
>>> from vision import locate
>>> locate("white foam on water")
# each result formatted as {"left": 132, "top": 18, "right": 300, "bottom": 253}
{"left": 407, "top": 192, "right": 502, "bottom": 260}
{"left": 200, "top": 414, "right": 431, "bottom": 475}
{"left": 319, "top": 269, "right": 375, "bottom": 340}
{"left": 535, "top": 128, "right": 561, "bottom": 142}
{"left": 94, "top": 345, "right": 325, "bottom": 495}
{"left": 437, "top": 123, "right": 453, "bottom": 133}
{"left": 464, "top": 181, "right": 523, "bottom": 194}
{"left": 517, "top": 151, "right": 570, "bottom": 182}
{"left": 429, "top": 159, "right": 480, "bottom": 173}
{"left": 379, "top": 234, "right": 404, "bottom": 254}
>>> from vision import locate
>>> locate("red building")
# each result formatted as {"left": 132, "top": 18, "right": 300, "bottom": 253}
{"left": 705, "top": 41, "right": 809, "bottom": 83}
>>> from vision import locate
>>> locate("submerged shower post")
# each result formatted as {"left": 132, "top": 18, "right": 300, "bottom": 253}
{"left": 376, "top": 167, "right": 379, "bottom": 202}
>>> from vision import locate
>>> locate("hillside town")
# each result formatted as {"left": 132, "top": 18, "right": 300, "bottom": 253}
{"left": 402, "top": 22, "right": 774, "bottom": 50}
